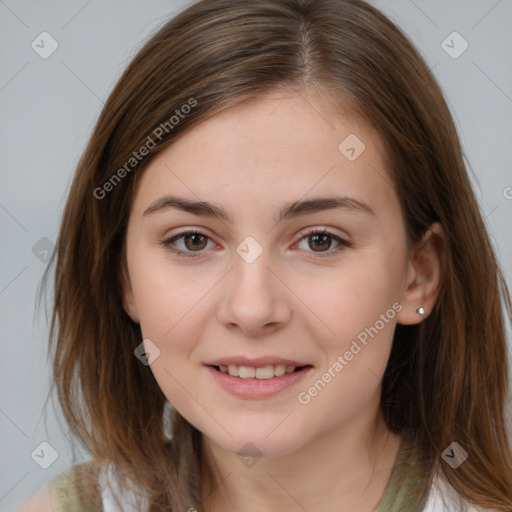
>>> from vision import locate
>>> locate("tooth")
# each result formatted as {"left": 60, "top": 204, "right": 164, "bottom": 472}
{"left": 274, "top": 364, "right": 286, "bottom": 376}
{"left": 221, "top": 364, "right": 300, "bottom": 378}
{"left": 238, "top": 366, "right": 256, "bottom": 379}
{"left": 227, "top": 364, "right": 239, "bottom": 377}
{"left": 255, "top": 365, "right": 275, "bottom": 379}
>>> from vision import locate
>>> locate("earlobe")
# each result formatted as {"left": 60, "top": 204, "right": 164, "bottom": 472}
{"left": 396, "top": 222, "right": 447, "bottom": 325}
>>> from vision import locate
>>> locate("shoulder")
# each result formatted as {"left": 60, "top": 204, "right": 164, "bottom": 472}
{"left": 12, "top": 460, "right": 104, "bottom": 512}
{"left": 47, "top": 460, "right": 104, "bottom": 511}
{"left": 11, "top": 488, "right": 54, "bottom": 512}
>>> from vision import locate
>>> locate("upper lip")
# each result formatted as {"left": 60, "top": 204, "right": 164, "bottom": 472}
{"left": 205, "top": 356, "right": 310, "bottom": 367}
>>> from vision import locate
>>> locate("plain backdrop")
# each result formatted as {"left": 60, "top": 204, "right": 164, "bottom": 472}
{"left": 1, "top": 0, "right": 511, "bottom": 509}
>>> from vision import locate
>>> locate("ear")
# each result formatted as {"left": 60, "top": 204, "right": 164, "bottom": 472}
{"left": 120, "top": 262, "right": 140, "bottom": 324}
{"left": 396, "top": 222, "right": 446, "bottom": 325}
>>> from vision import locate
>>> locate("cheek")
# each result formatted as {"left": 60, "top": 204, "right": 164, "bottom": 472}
{"left": 128, "top": 247, "right": 214, "bottom": 341}
{"left": 130, "top": 265, "right": 209, "bottom": 406}
{"left": 294, "top": 270, "right": 399, "bottom": 434}
{"left": 290, "top": 251, "right": 403, "bottom": 416}
{"left": 292, "top": 258, "right": 401, "bottom": 351}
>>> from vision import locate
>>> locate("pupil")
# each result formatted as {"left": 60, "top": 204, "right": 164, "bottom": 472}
{"left": 310, "top": 234, "right": 331, "bottom": 251}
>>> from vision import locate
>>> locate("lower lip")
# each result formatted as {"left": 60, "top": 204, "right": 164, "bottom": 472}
{"left": 205, "top": 365, "right": 312, "bottom": 398}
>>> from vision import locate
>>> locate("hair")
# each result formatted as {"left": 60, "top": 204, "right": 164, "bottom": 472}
{"left": 41, "top": 0, "right": 512, "bottom": 510}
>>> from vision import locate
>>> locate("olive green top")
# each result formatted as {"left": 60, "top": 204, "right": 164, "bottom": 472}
{"left": 47, "top": 459, "right": 103, "bottom": 511}
{"left": 47, "top": 436, "right": 430, "bottom": 511}
{"left": 375, "top": 436, "right": 430, "bottom": 511}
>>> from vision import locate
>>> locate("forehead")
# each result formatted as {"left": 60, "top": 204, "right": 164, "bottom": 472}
{"left": 131, "top": 90, "right": 398, "bottom": 223}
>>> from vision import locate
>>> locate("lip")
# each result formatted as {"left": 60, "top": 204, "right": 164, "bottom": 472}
{"left": 204, "top": 356, "right": 309, "bottom": 367}
{"left": 205, "top": 364, "right": 313, "bottom": 398}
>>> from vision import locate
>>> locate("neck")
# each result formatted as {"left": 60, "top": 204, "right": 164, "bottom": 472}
{"left": 200, "top": 405, "right": 402, "bottom": 512}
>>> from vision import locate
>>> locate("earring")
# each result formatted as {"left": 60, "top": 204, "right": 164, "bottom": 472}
{"left": 416, "top": 307, "right": 425, "bottom": 316}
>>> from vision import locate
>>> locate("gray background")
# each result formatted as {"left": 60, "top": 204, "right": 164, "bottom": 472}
{"left": 1, "top": 0, "right": 511, "bottom": 509}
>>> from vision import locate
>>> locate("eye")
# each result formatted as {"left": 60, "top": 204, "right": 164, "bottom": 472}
{"left": 163, "top": 230, "right": 215, "bottom": 258}
{"left": 162, "top": 228, "right": 352, "bottom": 259}
{"left": 294, "top": 228, "right": 352, "bottom": 258}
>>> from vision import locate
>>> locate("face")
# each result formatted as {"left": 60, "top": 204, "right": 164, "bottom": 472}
{"left": 122, "top": 89, "right": 414, "bottom": 458}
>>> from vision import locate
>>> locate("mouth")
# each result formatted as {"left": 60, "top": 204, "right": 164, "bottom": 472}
{"left": 204, "top": 357, "right": 314, "bottom": 397}
{"left": 209, "top": 363, "right": 311, "bottom": 380}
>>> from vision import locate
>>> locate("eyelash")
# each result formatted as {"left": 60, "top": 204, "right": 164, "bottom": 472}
{"left": 162, "top": 228, "right": 352, "bottom": 259}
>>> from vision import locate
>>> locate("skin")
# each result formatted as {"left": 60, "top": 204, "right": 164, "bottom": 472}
{"left": 121, "top": 88, "right": 446, "bottom": 512}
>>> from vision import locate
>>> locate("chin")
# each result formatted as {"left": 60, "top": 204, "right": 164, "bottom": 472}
{"left": 202, "top": 424, "right": 307, "bottom": 460}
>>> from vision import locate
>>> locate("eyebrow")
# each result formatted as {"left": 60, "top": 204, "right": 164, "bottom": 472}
{"left": 143, "top": 194, "right": 375, "bottom": 223}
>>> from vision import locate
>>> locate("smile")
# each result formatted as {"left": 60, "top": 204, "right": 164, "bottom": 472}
{"left": 206, "top": 363, "right": 313, "bottom": 398}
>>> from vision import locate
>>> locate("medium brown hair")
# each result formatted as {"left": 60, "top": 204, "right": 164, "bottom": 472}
{"left": 42, "top": 0, "right": 512, "bottom": 510}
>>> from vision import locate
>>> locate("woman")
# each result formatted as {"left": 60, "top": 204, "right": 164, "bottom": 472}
{"left": 17, "top": 0, "right": 512, "bottom": 510}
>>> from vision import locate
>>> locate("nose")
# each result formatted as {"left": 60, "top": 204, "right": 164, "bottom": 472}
{"left": 216, "top": 247, "right": 292, "bottom": 337}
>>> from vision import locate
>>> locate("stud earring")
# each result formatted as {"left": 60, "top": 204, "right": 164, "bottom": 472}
{"left": 416, "top": 307, "right": 425, "bottom": 316}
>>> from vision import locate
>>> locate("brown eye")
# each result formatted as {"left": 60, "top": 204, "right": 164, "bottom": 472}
{"left": 308, "top": 233, "right": 334, "bottom": 252}
{"left": 183, "top": 233, "right": 208, "bottom": 251}
{"left": 163, "top": 230, "right": 214, "bottom": 258}
{"left": 296, "top": 229, "right": 352, "bottom": 258}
